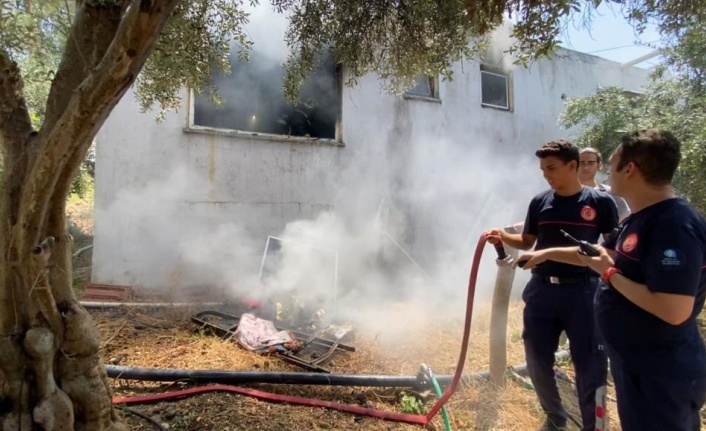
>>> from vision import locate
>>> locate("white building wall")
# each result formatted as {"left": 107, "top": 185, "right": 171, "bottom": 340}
{"left": 93, "top": 26, "right": 650, "bottom": 293}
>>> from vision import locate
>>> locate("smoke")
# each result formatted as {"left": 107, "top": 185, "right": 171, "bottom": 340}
{"left": 395, "top": 137, "right": 540, "bottom": 298}
{"left": 233, "top": 134, "right": 544, "bottom": 343}
{"left": 241, "top": 3, "right": 289, "bottom": 61}
{"left": 94, "top": 167, "right": 262, "bottom": 297}
{"left": 97, "top": 132, "right": 542, "bottom": 312}
{"left": 96, "top": 4, "right": 550, "bottom": 344}
{"left": 193, "top": 4, "right": 338, "bottom": 139}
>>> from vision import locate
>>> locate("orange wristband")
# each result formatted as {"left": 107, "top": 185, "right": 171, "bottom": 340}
{"left": 602, "top": 267, "right": 621, "bottom": 283}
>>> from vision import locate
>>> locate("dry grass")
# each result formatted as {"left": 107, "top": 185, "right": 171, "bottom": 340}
{"left": 97, "top": 300, "right": 625, "bottom": 430}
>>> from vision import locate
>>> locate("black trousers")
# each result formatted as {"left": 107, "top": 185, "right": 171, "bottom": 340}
{"left": 611, "top": 360, "right": 706, "bottom": 431}
{"left": 522, "top": 275, "right": 607, "bottom": 431}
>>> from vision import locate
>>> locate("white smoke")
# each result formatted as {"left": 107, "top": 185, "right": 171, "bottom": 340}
{"left": 95, "top": 4, "right": 550, "bottom": 342}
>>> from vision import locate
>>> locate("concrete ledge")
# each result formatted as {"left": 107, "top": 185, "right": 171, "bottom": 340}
{"left": 183, "top": 125, "right": 345, "bottom": 147}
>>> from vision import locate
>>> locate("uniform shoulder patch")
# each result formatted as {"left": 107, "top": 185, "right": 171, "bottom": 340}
{"left": 660, "top": 248, "right": 683, "bottom": 269}
{"left": 621, "top": 233, "right": 638, "bottom": 253}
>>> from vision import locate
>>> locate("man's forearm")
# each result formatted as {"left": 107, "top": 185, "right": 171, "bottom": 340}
{"left": 609, "top": 274, "right": 694, "bottom": 325}
{"left": 542, "top": 247, "right": 586, "bottom": 266}
{"left": 501, "top": 233, "right": 532, "bottom": 250}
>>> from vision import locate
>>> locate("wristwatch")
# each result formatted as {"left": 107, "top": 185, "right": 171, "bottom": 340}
{"left": 602, "top": 267, "right": 622, "bottom": 283}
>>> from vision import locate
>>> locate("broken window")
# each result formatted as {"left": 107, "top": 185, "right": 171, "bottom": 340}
{"left": 621, "top": 90, "right": 642, "bottom": 99}
{"left": 192, "top": 51, "right": 340, "bottom": 140}
{"left": 480, "top": 67, "right": 511, "bottom": 110}
{"left": 405, "top": 75, "right": 439, "bottom": 99}
{"left": 621, "top": 90, "right": 644, "bottom": 108}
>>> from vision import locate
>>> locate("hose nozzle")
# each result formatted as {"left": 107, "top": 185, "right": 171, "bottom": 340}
{"left": 492, "top": 242, "right": 507, "bottom": 260}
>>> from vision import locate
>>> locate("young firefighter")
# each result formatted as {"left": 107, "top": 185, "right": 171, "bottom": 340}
{"left": 579, "top": 147, "right": 630, "bottom": 221}
{"left": 576, "top": 130, "right": 706, "bottom": 430}
{"left": 486, "top": 140, "right": 619, "bottom": 431}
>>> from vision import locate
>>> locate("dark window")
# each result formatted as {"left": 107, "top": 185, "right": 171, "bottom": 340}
{"left": 405, "top": 75, "right": 439, "bottom": 99}
{"left": 193, "top": 51, "right": 339, "bottom": 140}
{"left": 622, "top": 90, "right": 644, "bottom": 108}
{"left": 481, "top": 69, "right": 510, "bottom": 110}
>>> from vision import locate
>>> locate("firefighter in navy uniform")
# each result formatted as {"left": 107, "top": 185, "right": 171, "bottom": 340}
{"left": 579, "top": 147, "right": 631, "bottom": 221}
{"left": 486, "top": 140, "right": 619, "bottom": 431}
{"left": 577, "top": 129, "right": 706, "bottom": 431}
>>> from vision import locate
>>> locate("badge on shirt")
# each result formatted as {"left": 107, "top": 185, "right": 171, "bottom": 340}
{"left": 581, "top": 205, "right": 597, "bottom": 221}
{"left": 621, "top": 233, "right": 638, "bottom": 253}
{"left": 660, "top": 248, "right": 683, "bottom": 269}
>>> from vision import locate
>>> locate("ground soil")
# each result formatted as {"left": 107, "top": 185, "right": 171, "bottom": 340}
{"left": 95, "top": 302, "right": 615, "bottom": 431}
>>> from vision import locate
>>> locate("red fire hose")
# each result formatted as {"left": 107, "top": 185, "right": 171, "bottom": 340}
{"left": 113, "top": 233, "right": 489, "bottom": 426}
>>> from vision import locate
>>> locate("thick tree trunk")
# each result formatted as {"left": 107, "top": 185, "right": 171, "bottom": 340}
{"left": 0, "top": 140, "right": 127, "bottom": 431}
{"left": 0, "top": 1, "right": 181, "bottom": 428}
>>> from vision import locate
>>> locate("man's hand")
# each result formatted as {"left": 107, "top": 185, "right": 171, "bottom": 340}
{"left": 515, "top": 250, "right": 547, "bottom": 270}
{"left": 576, "top": 245, "right": 614, "bottom": 275}
{"left": 484, "top": 227, "right": 536, "bottom": 251}
{"left": 484, "top": 228, "right": 504, "bottom": 245}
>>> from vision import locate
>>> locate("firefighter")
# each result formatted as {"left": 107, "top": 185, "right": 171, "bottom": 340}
{"left": 579, "top": 147, "right": 630, "bottom": 221}
{"left": 576, "top": 129, "right": 706, "bottom": 431}
{"left": 486, "top": 140, "right": 619, "bottom": 431}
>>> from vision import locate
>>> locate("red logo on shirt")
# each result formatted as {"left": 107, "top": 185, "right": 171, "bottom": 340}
{"left": 580, "top": 206, "right": 597, "bottom": 221}
{"left": 622, "top": 233, "right": 638, "bottom": 253}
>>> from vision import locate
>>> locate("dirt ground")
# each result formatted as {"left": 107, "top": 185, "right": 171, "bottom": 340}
{"left": 96, "top": 302, "right": 618, "bottom": 431}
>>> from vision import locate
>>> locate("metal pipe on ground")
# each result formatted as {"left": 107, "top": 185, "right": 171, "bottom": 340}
{"left": 80, "top": 302, "right": 226, "bottom": 308}
{"left": 107, "top": 365, "right": 485, "bottom": 387}
{"left": 105, "top": 351, "right": 570, "bottom": 388}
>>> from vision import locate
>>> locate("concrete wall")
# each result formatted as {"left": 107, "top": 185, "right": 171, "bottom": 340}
{"left": 93, "top": 26, "right": 651, "bottom": 293}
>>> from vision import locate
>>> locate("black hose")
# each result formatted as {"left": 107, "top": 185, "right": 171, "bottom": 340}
{"left": 493, "top": 242, "right": 508, "bottom": 260}
{"left": 107, "top": 365, "right": 490, "bottom": 387}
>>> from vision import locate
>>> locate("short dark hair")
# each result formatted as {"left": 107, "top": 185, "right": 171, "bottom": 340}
{"left": 616, "top": 129, "right": 680, "bottom": 186}
{"left": 580, "top": 147, "right": 602, "bottom": 164}
{"left": 535, "top": 140, "right": 579, "bottom": 166}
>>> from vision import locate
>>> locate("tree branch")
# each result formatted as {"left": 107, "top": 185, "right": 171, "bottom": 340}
{"left": 47, "top": 141, "right": 91, "bottom": 306}
{"left": 19, "top": 0, "right": 181, "bottom": 253}
{"left": 0, "top": 50, "right": 34, "bottom": 153}
{"left": 41, "top": 1, "right": 126, "bottom": 136}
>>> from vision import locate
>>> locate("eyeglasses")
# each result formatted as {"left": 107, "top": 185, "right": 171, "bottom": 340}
{"left": 579, "top": 161, "right": 598, "bottom": 166}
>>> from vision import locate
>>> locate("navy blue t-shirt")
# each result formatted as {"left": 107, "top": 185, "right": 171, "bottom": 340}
{"left": 523, "top": 187, "right": 619, "bottom": 277}
{"left": 597, "top": 198, "right": 706, "bottom": 378}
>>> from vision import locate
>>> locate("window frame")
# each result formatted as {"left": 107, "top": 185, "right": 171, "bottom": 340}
{"left": 186, "top": 64, "right": 344, "bottom": 145}
{"left": 480, "top": 67, "right": 512, "bottom": 111}
{"left": 403, "top": 74, "right": 441, "bottom": 103}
